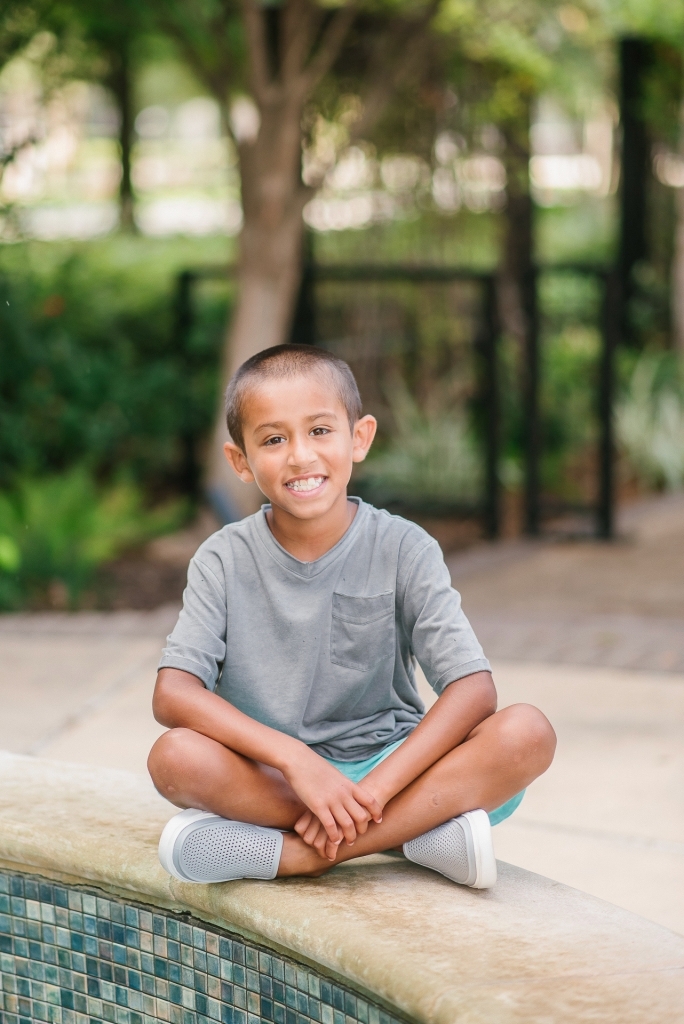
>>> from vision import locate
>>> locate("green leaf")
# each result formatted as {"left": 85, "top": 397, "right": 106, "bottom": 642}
{"left": 0, "top": 535, "right": 21, "bottom": 573}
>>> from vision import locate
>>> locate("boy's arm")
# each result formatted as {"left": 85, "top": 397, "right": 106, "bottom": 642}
{"left": 359, "top": 670, "right": 496, "bottom": 806}
{"left": 294, "top": 671, "right": 496, "bottom": 857}
{"left": 153, "top": 668, "right": 382, "bottom": 851}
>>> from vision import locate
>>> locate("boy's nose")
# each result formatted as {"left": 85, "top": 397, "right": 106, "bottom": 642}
{"left": 288, "top": 435, "right": 316, "bottom": 467}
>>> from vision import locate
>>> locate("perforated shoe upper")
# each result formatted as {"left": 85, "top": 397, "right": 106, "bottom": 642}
{"left": 174, "top": 817, "right": 283, "bottom": 883}
{"left": 403, "top": 817, "right": 476, "bottom": 886}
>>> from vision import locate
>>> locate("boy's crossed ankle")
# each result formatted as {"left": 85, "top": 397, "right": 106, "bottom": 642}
{"left": 158, "top": 806, "right": 497, "bottom": 889}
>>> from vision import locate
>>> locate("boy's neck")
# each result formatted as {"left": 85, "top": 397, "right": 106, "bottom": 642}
{"left": 266, "top": 493, "right": 357, "bottom": 563}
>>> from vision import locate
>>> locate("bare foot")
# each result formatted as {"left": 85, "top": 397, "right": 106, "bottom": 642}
{"left": 276, "top": 832, "right": 334, "bottom": 878}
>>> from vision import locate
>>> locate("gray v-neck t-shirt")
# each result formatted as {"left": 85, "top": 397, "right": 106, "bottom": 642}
{"left": 159, "top": 498, "right": 490, "bottom": 761}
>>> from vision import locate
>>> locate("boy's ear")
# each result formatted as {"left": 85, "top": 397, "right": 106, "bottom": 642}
{"left": 351, "top": 415, "right": 377, "bottom": 463}
{"left": 224, "top": 442, "right": 255, "bottom": 483}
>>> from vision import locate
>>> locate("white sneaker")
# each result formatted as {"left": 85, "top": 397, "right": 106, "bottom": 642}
{"left": 403, "top": 809, "right": 497, "bottom": 889}
{"left": 158, "top": 808, "right": 283, "bottom": 883}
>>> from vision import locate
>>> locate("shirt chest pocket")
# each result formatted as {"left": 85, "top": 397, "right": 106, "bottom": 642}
{"left": 330, "top": 591, "right": 395, "bottom": 672}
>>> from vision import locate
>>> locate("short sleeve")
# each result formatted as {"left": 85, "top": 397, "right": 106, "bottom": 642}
{"left": 158, "top": 556, "right": 227, "bottom": 689}
{"left": 399, "top": 539, "right": 490, "bottom": 694}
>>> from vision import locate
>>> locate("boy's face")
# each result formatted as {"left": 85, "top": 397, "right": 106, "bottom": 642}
{"left": 224, "top": 371, "right": 376, "bottom": 522}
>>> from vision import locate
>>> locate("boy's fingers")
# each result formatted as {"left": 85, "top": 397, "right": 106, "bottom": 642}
{"left": 341, "top": 798, "right": 371, "bottom": 836}
{"left": 316, "top": 809, "right": 341, "bottom": 844}
{"left": 331, "top": 805, "right": 357, "bottom": 845}
{"left": 318, "top": 830, "right": 338, "bottom": 861}
{"left": 307, "top": 822, "right": 336, "bottom": 860}
{"left": 314, "top": 829, "right": 334, "bottom": 859}
{"left": 303, "top": 817, "right": 324, "bottom": 846}
{"left": 353, "top": 786, "right": 383, "bottom": 822}
{"left": 350, "top": 812, "right": 369, "bottom": 836}
{"left": 294, "top": 810, "right": 313, "bottom": 836}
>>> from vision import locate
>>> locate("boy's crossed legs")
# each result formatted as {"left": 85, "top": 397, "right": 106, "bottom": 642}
{"left": 148, "top": 700, "right": 555, "bottom": 880}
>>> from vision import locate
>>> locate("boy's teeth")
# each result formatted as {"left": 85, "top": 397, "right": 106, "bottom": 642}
{"left": 288, "top": 477, "right": 324, "bottom": 492}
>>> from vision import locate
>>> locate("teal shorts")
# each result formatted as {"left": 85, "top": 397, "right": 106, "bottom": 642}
{"left": 323, "top": 737, "right": 524, "bottom": 826}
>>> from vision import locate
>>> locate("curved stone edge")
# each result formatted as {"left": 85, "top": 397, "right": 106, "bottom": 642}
{"left": 1, "top": 752, "right": 684, "bottom": 1024}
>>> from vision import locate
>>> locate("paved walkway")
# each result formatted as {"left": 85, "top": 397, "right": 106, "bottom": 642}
{"left": 1, "top": 493, "right": 682, "bottom": 934}
{"left": 450, "top": 491, "right": 684, "bottom": 672}
{"left": 0, "top": 608, "right": 173, "bottom": 774}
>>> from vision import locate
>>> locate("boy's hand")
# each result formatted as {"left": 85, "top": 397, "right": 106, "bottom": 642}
{"left": 294, "top": 812, "right": 351, "bottom": 861}
{"left": 283, "top": 749, "right": 383, "bottom": 859}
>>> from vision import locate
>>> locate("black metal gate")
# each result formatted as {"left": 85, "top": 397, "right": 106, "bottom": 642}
{"left": 173, "top": 261, "right": 617, "bottom": 539}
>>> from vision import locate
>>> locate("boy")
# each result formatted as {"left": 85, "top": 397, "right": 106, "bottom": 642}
{"left": 149, "top": 345, "right": 555, "bottom": 888}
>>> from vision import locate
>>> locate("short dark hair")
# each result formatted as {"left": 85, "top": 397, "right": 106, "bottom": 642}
{"left": 225, "top": 344, "right": 362, "bottom": 451}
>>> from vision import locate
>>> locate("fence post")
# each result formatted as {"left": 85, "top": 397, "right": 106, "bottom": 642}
{"left": 289, "top": 233, "right": 317, "bottom": 345}
{"left": 597, "top": 271, "right": 619, "bottom": 539}
{"left": 617, "top": 37, "right": 652, "bottom": 347}
{"left": 481, "top": 276, "right": 500, "bottom": 539}
{"left": 523, "top": 266, "right": 541, "bottom": 536}
{"left": 173, "top": 270, "right": 194, "bottom": 351}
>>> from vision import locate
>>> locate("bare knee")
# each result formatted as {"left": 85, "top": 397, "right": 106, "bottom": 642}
{"left": 494, "top": 703, "right": 556, "bottom": 774}
{"left": 147, "top": 728, "right": 200, "bottom": 803}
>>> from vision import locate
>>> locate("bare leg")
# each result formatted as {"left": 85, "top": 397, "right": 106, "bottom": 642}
{"left": 148, "top": 727, "right": 307, "bottom": 827}
{"left": 148, "top": 704, "right": 555, "bottom": 878}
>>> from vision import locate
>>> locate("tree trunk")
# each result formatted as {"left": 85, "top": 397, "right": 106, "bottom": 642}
{"left": 206, "top": 96, "right": 310, "bottom": 520}
{"left": 498, "top": 106, "right": 534, "bottom": 349}
{"left": 497, "top": 101, "right": 539, "bottom": 534}
{"left": 108, "top": 38, "right": 136, "bottom": 233}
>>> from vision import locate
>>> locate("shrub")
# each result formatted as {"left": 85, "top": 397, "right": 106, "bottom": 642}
{"left": 355, "top": 380, "right": 482, "bottom": 512}
{"left": 0, "top": 467, "right": 188, "bottom": 610}
{"left": 616, "top": 351, "right": 684, "bottom": 491}
{"left": 0, "top": 241, "right": 230, "bottom": 493}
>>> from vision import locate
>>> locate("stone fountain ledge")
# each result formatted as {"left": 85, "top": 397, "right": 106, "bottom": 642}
{"left": 0, "top": 751, "right": 683, "bottom": 1024}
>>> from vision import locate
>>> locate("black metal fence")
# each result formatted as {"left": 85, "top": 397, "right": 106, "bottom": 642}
{"left": 172, "top": 261, "right": 618, "bottom": 540}
{"left": 518, "top": 264, "right": 619, "bottom": 540}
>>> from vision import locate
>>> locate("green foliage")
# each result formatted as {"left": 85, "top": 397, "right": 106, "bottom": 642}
{"left": 616, "top": 351, "right": 684, "bottom": 491}
{"left": 601, "top": 0, "right": 684, "bottom": 44}
{"left": 494, "top": 270, "right": 604, "bottom": 498}
{"left": 0, "top": 2, "right": 43, "bottom": 66}
{"left": 0, "top": 535, "right": 21, "bottom": 572}
{"left": 539, "top": 326, "right": 600, "bottom": 493}
{"left": 0, "top": 238, "right": 230, "bottom": 491}
{"left": 0, "top": 466, "right": 188, "bottom": 609}
{"left": 355, "top": 378, "right": 482, "bottom": 512}
{"left": 539, "top": 274, "right": 603, "bottom": 491}
{"left": 313, "top": 209, "right": 501, "bottom": 268}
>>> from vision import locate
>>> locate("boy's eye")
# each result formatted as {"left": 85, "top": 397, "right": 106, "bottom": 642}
{"left": 263, "top": 435, "right": 285, "bottom": 446}
{"left": 310, "top": 427, "right": 330, "bottom": 436}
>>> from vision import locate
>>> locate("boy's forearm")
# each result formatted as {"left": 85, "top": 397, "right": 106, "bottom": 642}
{"left": 361, "top": 671, "right": 497, "bottom": 807}
{"left": 153, "top": 667, "right": 307, "bottom": 774}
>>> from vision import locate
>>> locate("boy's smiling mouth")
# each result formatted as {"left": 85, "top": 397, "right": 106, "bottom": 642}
{"left": 285, "top": 475, "right": 327, "bottom": 494}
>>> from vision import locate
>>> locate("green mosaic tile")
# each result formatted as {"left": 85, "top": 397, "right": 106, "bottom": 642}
{"left": 0, "top": 871, "right": 408, "bottom": 1024}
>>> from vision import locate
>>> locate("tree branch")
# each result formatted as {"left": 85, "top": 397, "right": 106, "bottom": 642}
{"left": 156, "top": 11, "right": 233, "bottom": 108}
{"left": 242, "top": 0, "right": 275, "bottom": 105}
{"left": 281, "top": 0, "right": 321, "bottom": 85}
{"left": 1, "top": 133, "right": 38, "bottom": 168}
{"left": 299, "top": 2, "right": 356, "bottom": 96}
{"left": 350, "top": 0, "right": 442, "bottom": 142}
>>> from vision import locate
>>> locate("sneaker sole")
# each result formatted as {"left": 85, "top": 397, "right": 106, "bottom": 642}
{"left": 462, "top": 809, "right": 497, "bottom": 889}
{"left": 158, "top": 808, "right": 219, "bottom": 881}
